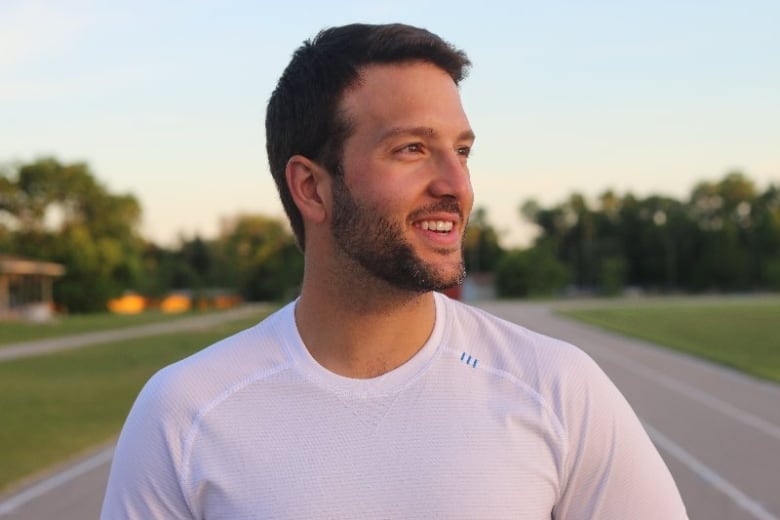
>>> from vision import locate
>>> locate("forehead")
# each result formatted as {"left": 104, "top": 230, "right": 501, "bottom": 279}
{"left": 339, "top": 62, "right": 470, "bottom": 138}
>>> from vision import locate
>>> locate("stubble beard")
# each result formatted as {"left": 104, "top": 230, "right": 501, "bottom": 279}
{"left": 330, "top": 177, "right": 467, "bottom": 293}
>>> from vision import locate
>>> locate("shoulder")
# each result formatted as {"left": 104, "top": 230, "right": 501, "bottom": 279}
{"left": 102, "top": 303, "right": 300, "bottom": 518}
{"left": 436, "top": 296, "right": 688, "bottom": 517}
{"left": 436, "top": 294, "right": 622, "bottom": 429}
{"left": 438, "top": 294, "right": 596, "bottom": 381}
{"left": 135, "top": 302, "right": 297, "bottom": 426}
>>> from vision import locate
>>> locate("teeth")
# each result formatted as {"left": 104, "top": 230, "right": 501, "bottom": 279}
{"left": 420, "top": 220, "right": 453, "bottom": 232}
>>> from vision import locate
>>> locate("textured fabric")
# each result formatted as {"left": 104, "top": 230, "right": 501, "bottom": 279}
{"left": 101, "top": 293, "right": 687, "bottom": 519}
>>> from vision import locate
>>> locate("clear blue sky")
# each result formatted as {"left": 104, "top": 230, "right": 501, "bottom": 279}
{"left": 2, "top": 0, "right": 778, "bottom": 247}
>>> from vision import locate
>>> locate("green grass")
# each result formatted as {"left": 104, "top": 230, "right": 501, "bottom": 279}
{"left": 0, "top": 314, "right": 266, "bottom": 494}
{"left": 0, "top": 309, "right": 232, "bottom": 346}
{"left": 558, "top": 297, "right": 780, "bottom": 383}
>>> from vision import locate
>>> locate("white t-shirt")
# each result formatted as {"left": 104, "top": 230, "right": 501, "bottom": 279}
{"left": 101, "top": 293, "right": 687, "bottom": 519}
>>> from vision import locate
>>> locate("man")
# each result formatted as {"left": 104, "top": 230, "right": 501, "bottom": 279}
{"left": 101, "top": 23, "right": 687, "bottom": 518}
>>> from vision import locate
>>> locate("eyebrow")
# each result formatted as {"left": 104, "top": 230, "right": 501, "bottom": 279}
{"left": 379, "top": 126, "right": 475, "bottom": 143}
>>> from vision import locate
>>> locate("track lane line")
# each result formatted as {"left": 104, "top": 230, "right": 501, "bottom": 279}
{"left": 0, "top": 447, "right": 114, "bottom": 516}
{"left": 586, "top": 342, "right": 780, "bottom": 441}
{"left": 646, "top": 424, "right": 779, "bottom": 520}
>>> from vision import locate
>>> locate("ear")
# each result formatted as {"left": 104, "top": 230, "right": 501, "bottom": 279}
{"left": 285, "top": 155, "right": 330, "bottom": 225}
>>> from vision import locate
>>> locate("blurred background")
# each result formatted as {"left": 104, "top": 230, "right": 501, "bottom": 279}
{"left": 1, "top": 1, "right": 779, "bottom": 518}
{"left": 2, "top": 0, "right": 778, "bottom": 310}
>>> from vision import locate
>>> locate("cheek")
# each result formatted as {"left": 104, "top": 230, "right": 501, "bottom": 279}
{"left": 348, "top": 177, "right": 411, "bottom": 215}
{"left": 371, "top": 193, "right": 408, "bottom": 219}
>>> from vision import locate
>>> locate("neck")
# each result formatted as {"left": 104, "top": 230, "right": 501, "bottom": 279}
{"left": 294, "top": 260, "right": 437, "bottom": 379}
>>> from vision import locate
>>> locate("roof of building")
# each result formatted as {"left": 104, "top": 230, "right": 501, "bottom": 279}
{"left": 0, "top": 255, "right": 66, "bottom": 276}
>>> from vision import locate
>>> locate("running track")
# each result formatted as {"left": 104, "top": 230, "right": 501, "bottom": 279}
{"left": 1, "top": 300, "right": 778, "bottom": 519}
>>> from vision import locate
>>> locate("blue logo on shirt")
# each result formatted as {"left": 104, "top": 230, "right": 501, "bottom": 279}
{"left": 460, "top": 352, "right": 478, "bottom": 368}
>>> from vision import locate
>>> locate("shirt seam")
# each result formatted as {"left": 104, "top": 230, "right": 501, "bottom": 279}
{"left": 177, "top": 361, "right": 295, "bottom": 514}
{"left": 440, "top": 344, "right": 569, "bottom": 498}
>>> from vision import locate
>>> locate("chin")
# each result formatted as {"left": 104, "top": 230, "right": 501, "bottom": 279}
{"left": 423, "top": 263, "right": 467, "bottom": 291}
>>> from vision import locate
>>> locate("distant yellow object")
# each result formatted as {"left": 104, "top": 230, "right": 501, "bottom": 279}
{"left": 160, "top": 294, "right": 191, "bottom": 313}
{"left": 107, "top": 293, "right": 146, "bottom": 314}
{"left": 108, "top": 289, "right": 242, "bottom": 314}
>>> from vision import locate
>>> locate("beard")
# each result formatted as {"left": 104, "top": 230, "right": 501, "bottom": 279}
{"left": 330, "top": 177, "right": 467, "bottom": 293}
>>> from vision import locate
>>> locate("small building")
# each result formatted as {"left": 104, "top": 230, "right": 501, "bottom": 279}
{"left": 462, "top": 272, "right": 496, "bottom": 302}
{"left": 0, "top": 255, "right": 66, "bottom": 321}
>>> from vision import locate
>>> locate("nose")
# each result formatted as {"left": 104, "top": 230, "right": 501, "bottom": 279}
{"left": 428, "top": 151, "right": 473, "bottom": 204}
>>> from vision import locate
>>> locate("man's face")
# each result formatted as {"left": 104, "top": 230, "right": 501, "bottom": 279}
{"left": 329, "top": 61, "right": 475, "bottom": 292}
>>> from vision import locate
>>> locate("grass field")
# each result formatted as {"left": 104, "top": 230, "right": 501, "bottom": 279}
{"left": 0, "top": 313, "right": 267, "bottom": 494}
{"left": 0, "top": 309, "right": 232, "bottom": 346}
{"left": 558, "top": 296, "right": 780, "bottom": 383}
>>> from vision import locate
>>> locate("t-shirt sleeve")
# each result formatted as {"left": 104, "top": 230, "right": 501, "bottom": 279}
{"left": 100, "top": 369, "right": 195, "bottom": 520}
{"left": 552, "top": 350, "right": 688, "bottom": 519}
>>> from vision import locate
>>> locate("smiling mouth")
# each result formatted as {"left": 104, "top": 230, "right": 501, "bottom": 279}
{"left": 418, "top": 220, "right": 454, "bottom": 233}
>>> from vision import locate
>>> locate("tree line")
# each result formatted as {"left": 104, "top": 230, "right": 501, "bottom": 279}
{"left": 0, "top": 158, "right": 302, "bottom": 312}
{"left": 1, "top": 158, "right": 777, "bottom": 311}
{"left": 494, "top": 171, "right": 780, "bottom": 296}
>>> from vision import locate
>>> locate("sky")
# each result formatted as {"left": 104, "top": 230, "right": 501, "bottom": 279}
{"left": 1, "top": 0, "right": 778, "bottom": 248}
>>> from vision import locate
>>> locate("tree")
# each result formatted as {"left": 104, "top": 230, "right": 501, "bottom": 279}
{"left": 688, "top": 171, "right": 759, "bottom": 290}
{"left": 1, "top": 158, "right": 145, "bottom": 312}
{"left": 463, "top": 207, "right": 505, "bottom": 273}
{"left": 494, "top": 245, "right": 569, "bottom": 298}
{"left": 754, "top": 185, "right": 780, "bottom": 288}
{"left": 520, "top": 193, "right": 599, "bottom": 289}
{"left": 212, "top": 214, "right": 303, "bottom": 301}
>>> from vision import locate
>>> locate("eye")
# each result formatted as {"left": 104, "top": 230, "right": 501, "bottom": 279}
{"left": 456, "top": 145, "right": 472, "bottom": 158}
{"left": 398, "top": 143, "right": 424, "bottom": 154}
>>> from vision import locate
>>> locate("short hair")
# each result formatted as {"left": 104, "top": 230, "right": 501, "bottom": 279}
{"left": 265, "top": 23, "right": 471, "bottom": 248}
